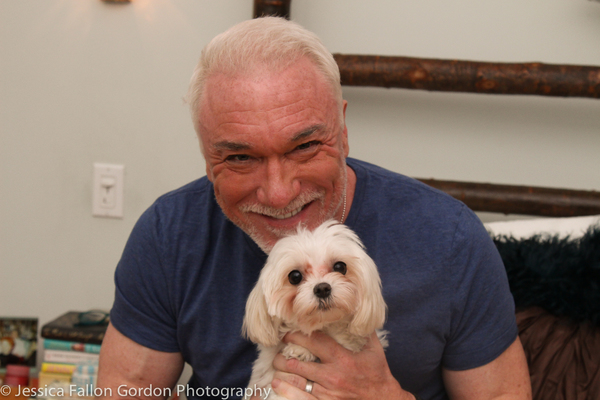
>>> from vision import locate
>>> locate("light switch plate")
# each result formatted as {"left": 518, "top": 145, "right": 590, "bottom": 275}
{"left": 93, "top": 163, "right": 124, "bottom": 218}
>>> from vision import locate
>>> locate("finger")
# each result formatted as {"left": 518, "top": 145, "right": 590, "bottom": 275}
{"left": 273, "top": 371, "right": 308, "bottom": 390}
{"left": 273, "top": 353, "right": 323, "bottom": 384}
{"left": 272, "top": 377, "right": 317, "bottom": 400}
{"left": 273, "top": 371, "right": 325, "bottom": 398}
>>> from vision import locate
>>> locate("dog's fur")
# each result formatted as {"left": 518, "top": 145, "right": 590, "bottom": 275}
{"left": 242, "top": 220, "right": 387, "bottom": 399}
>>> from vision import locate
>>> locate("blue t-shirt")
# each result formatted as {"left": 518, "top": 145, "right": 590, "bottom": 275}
{"left": 110, "top": 158, "right": 517, "bottom": 400}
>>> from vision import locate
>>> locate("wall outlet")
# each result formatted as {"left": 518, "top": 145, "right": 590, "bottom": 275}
{"left": 93, "top": 163, "right": 124, "bottom": 218}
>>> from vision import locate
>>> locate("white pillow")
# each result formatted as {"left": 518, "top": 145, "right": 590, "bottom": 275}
{"left": 484, "top": 215, "right": 600, "bottom": 240}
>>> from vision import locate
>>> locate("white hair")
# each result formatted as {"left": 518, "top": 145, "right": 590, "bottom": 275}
{"left": 185, "top": 17, "right": 343, "bottom": 134}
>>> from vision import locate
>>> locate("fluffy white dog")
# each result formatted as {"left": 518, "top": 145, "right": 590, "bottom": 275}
{"left": 242, "top": 220, "right": 388, "bottom": 399}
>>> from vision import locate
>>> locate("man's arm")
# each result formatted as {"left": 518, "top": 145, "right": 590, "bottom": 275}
{"left": 271, "top": 332, "right": 531, "bottom": 400}
{"left": 97, "top": 323, "right": 185, "bottom": 400}
{"left": 443, "top": 337, "right": 532, "bottom": 400}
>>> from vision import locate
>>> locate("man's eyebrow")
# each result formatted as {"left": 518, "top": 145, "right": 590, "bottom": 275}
{"left": 291, "top": 124, "right": 326, "bottom": 142}
{"left": 211, "top": 125, "right": 326, "bottom": 151}
{"left": 212, "top": 140, "right": 252, "bottom": 152}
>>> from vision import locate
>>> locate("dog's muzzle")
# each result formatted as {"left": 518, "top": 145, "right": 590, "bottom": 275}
{"left": 313, "top": 282, "right": 332, "bottom": 299}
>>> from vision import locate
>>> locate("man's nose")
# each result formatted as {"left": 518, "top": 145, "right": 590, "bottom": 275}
{"left": 256, "top": 159, "right": 299, "bottom": 209}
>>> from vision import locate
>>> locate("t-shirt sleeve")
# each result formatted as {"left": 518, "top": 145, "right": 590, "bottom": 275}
{"left": 442, "top": 206, "right": 518, "bottom": 371}
{"left": 109, "top": 205, "right": 181, "bottom": 353}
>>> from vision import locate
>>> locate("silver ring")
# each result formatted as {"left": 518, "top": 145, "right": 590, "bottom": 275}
{"left": 305, "top": 380, "right": 314, "bottom": 394}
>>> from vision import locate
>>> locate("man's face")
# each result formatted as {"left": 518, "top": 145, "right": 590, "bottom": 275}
{"left": 197, "top": 57, "right": 349, "bottom": 252}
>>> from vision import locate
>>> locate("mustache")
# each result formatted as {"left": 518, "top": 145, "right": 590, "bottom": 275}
{"left": 239, "top": 190, "right": 325, "bottom": 218}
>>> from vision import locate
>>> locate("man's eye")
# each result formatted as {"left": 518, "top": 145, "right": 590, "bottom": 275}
{"left": 226, "top": 154, "right": 251, "bottom": 162}
{"left": 295, "top": 141, "right": 320, "bottom": 151}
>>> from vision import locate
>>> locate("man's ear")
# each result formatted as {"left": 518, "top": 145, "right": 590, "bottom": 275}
{"left": 198, "top": 136, "right": 214, "bottom": 182}
{"left": 205, "top": 162, "right": 214, "bottom": 182}
{"left": 342, "top": 100, "right": 349, "bottom": 157}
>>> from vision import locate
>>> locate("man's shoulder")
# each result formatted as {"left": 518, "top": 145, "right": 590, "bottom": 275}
{"left": 131, "top": 176, "right": 222, "bottom": 239}
{"left": 347, "top": 157, "right": 488, "bottom": 259}
{"left": 145, "top": 176, "right": 216, "bottom": 217}
{"left": 348, "top": 158, "right": 465, "bottom": 215}
{"left": 154, "top": 176, "right": 212, "bottom": 203}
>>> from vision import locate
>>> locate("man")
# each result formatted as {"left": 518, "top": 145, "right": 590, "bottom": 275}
{"left": 97, "top": 17, "right": 531, "bottom": 400}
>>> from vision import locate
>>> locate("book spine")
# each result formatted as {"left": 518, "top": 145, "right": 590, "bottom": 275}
{"left": 41, "top": 327, "right": 105, "bottom": 344}
{"left": 43, "top": 349, "right": 99, "bottom": 364}
{"left": 41, "top": 362, "right": 77, "bottom": 375}
{"left": 43, "top": 339, "right": 101, "bottom": 354}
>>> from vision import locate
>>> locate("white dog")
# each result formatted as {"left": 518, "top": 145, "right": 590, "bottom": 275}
{"left": 242, "top": 220, "right": 388, "bottom": 399}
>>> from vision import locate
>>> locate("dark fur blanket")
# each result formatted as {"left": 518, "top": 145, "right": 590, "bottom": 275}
{"left": 493, "top": 226, "right": 600, "bottom": 326}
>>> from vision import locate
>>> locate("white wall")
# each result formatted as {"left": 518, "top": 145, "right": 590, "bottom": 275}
{"left": 1, "top": 0, "right": 599, "bottom": 359}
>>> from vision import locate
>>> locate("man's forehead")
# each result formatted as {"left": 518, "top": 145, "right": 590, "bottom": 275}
{"left": 198, "top": 81, "right": 334, "bottom": 133}
{"left": 196, "top": 59, "right": 341, "bottom": 151}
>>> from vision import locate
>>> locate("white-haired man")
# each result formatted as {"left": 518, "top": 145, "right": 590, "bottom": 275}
{"left": 98, "top": 17, "right": 531, "bottom": 400}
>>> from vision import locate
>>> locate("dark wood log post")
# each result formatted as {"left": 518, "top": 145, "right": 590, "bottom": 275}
{"left": 334, "top": 54, "right": 600, "bottom": 99}
{"left": 418, "top": 179, "right": 600, "bottom": 217}
{"left": 254, "top": 0, "right": 291, "bottom": 19}
{"left": 251, "top": 0, "right": 600, "bottom": 98}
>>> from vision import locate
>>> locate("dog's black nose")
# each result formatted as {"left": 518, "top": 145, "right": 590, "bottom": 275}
{"left": 313, "top": 283, "right": 331, "bottom": 299}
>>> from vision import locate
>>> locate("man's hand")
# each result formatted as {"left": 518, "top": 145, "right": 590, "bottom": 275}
{"left": 270, "top": 331, "right": 414, "bottom": 400}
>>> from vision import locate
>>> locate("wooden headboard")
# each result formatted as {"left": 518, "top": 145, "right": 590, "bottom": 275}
{"left": 253, "top": 0, "right": 600, "bottom": 217}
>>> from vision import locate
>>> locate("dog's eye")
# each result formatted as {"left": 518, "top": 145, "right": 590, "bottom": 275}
{"left": 288, "top": 270, "right": 303, "bottom": 285}
{"left": 333, "top": 261, "right": 347, "bottom": 275}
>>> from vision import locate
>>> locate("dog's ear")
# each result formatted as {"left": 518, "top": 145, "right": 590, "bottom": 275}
{"left": 242, "top": 283, "right": 281, "bottom": 347}
{"left": 348, "top": 255, "right": 387, "bottom": 337}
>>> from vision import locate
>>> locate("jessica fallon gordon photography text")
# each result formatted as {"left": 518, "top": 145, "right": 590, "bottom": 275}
{"left": 7, "top": 384, "right": 272, "bottom": 400}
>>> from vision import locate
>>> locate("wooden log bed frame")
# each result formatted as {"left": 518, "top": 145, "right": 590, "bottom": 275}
{"left": 253, "top": 0, "right": 600, "bottom": 218}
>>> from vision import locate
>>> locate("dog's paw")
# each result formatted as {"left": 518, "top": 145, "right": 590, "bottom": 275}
{"left": 281, "top": 343, "right": 318, "bottom": 362}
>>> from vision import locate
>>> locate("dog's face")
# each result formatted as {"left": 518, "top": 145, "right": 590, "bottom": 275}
{"left": 243, "top": 220, "right": 386, "bottom": 347}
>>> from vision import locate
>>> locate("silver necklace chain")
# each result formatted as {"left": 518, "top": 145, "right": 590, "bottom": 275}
{"left": 340, "top": 190, "right": 347, "bottom": 224}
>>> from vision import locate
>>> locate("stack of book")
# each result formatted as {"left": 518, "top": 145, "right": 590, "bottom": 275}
{"left": 39, "top": 311, "right": 107, "bottom": 390}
